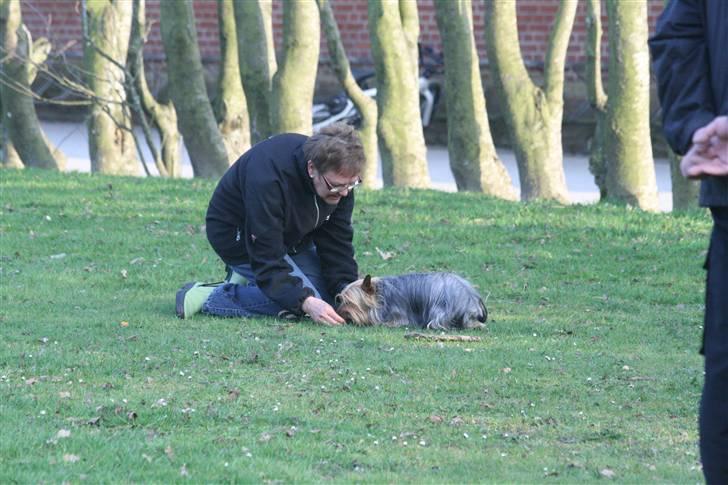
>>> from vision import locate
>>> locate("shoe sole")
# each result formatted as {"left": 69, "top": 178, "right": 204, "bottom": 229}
{"left": 175, "top": 282, "right": 197, "bottom": 319}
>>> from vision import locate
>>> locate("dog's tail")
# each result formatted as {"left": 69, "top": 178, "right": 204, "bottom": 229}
{"left": 477, "top": 298, "right": 488, "bottom": 324}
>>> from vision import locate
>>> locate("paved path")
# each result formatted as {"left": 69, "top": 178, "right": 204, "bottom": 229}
{"left": 43, "top": 120, "right": 673, "bottom": 211}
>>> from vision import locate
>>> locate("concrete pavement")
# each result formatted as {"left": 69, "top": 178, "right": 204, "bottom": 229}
{"left": 42, "top": 120, "right": 673, "bottom": 211}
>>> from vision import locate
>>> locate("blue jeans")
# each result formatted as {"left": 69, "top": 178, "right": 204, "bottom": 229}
{"left": 202, "top": 245, "right": 333, "bottom": 318}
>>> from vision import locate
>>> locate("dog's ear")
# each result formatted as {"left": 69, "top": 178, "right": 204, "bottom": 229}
{"left": 362, "top": 274, "right": 375, "bottom": 295}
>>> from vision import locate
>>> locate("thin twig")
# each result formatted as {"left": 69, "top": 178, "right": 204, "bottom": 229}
{"left": 404, "top": 333, "right": 482, "bottom": 342}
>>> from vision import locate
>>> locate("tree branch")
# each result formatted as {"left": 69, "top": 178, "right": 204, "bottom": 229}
{"left": 544, "top": 0, "right": 578, "bottom": 106}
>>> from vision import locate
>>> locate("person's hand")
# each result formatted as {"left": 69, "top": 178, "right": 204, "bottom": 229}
{"left": 302, "top": 296, "right": 345, "bottom": 326}
{"left": 693, "top": 116, "right": 728, "bottom": 163}
{"left": 681, "top": 116, "right": 728, "bottom": 179}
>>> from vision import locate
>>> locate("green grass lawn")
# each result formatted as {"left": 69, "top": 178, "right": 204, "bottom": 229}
{"left": 0, "top": 168, "right": 711, "bottom": 483}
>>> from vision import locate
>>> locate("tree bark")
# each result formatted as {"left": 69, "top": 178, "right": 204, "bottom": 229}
{"left": 0, "top": 94, "right": 22, "bottom": 168}
{"left": 484, "top": 0, "right": 576, "bottom": 203}
{"left": 1, "top": 0, "right": 64, "bottom": 170}
{"left": 160, "top": 0, "right": 229, "bottom": 179}
{"left": 233, "top": 0, "right": 276, "bottom": 143}
{"left": 585, "top": 0, "right": 608, "bottom": 199}
{"left": 271, "top": 0, "right": 319, "bottom": 135}
{"left": 668, "top": 150, "right": 699, "bottom": 211}
{"left": 214, "top": 0, "right": 250, "bottom": 162}
{"left": 655, "top": 0, "right": 698, "bottom": 212}
{"left": 368, "top": 0, "right": 429, "bottom": 188}
{"left": 604, "top": 0, "right": 658, "bottom": 211}
{"left": 434, "top": 0, "right": 515, "bottom": 199}
{"left": 128, "top": 0, "right": 181, "bottom": 177}
{"left": 316, "top": 0, "right": 377, "bottom": 186}
{"left": 84, "top": 0, "right": 137, "bottom": 175}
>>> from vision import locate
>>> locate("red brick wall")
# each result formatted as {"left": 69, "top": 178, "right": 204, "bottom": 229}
{"left": 21, "top": 0, "right": 665, "bottom": 69}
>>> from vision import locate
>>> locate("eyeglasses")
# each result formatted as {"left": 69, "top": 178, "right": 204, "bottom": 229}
{"left": 320, "top": 173, "right": 361, "bottom": 194}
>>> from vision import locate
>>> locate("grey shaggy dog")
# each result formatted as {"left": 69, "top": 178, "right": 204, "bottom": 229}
{"left": 336, "top": 272, "right": 488, "bottom": 330}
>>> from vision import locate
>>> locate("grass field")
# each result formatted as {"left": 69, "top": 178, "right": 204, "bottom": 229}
{"left": 0, "top": 168, "right": 712, "bottom": 483}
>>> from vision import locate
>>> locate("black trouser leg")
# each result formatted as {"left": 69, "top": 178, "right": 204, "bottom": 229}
{"left": 700, "top": 207, "right": 728, "bottom": 484}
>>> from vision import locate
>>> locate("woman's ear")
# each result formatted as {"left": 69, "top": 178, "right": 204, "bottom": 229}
{"left": 307, "top": 160, "right": 314, "bottom": 178}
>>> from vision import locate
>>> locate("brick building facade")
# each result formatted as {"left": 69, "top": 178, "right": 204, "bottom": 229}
{"left": 22, "top": 0, "right": 664, "bottom": 70}
{"left": 20, "top": 0, "right": 667, "bottom": 151}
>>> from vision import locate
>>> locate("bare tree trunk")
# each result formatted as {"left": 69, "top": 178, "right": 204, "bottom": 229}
{"left": 128, "top": 0, "right": 181, "bottom": 178}
{"left": 233, "top": 0, "right": 276, "bottom": 143}
{"left": 668, "top": 150, "right": 699, "bottom": 211}
{"left": 214, "top": 0, "right": 250, "bottom": 162}
{"left": 84, "top": 0, "right": 137, "bottom": 175}
{"left": 160, "top": 0, "right": 229, "bottom": 179}
{"left": 585, "top": 0, "right": 608, "bottom": 199}
{"left": 655, "top": 0, "right": 698, "bottom": 212}
{"left": 485, "top": 0, "right": 576, "bottom": 203}
{"left": 271, "top": 0, "right": 319, "bottom": 135}
{"left": 1, "top": 0, "right": 64, "bottom": 170}
{"left": 0, "top": 92, "right": 22, "bottom": 167}
{"left": 316, "top": 0, "right": 377, "bottom": 186}
{"left": 604, "top": 0, "right": 658, "bottom": 211}
{"left": 399, "top": 0, "right": 420, "bottom": 85}
{"left": 434, "top": 0, "right": 515, "bottom": 199}
{"left": 368, "top": 0, "right": 429, "bottom": 188}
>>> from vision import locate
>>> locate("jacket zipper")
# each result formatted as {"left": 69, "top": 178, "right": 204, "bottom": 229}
{"left": 313, "top": 194, "right": 320, "bottom": 228}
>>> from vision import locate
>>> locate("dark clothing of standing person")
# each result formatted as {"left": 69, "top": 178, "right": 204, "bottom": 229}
{"left": 650, "top": 0, "right": 728, "bottom": 481}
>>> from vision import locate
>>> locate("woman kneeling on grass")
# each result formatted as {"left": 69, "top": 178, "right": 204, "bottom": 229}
{"left": 176, "top": 123, "right": 365, "bottom": 327}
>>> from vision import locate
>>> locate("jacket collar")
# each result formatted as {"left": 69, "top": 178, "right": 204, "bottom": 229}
{"left": 295, "top": 144, "right": 317, "bottom": 195}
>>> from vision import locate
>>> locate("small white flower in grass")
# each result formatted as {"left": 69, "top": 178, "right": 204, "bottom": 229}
{"left": 63, "top": 454, "right": 80, "bottom": 463}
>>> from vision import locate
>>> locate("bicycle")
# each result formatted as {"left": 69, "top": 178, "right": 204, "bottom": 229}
{"left": 312, "top": 44, "right": 444, "bottom": 131}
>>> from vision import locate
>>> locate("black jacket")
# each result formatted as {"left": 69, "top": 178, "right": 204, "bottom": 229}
{"left": 205, "top": 133, "right": 358, "bottom": 313}
{"left": 649, "top": 0, "right": 728, "bottom": 207}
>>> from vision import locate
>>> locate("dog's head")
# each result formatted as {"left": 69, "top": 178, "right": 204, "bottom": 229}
{"left": 335, "top": 274, "right": 379, "bottom": 325}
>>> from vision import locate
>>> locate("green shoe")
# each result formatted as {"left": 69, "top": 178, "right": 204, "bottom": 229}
{"left": 175, "top": 282, "right": 217, "bottom": 319}
{"left": 226, "top": 272, "right": 248, "bottom": 285}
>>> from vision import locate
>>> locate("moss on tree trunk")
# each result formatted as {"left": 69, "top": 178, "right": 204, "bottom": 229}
{"left": 233, "top": 0, "right": 276, "bottom": 143}
{"left": 668, "top": 151, "right": 700, "bottom": 211}
{"left": 128, "top": 0, "right": 180, "bottom": 178}
{"left": 317, "top": 0, "right": 377, "bottom": 186}
{"left": 270, "top": 0, "right": 319, "bottom": 136}
{"left": 484, "top": 0, "right": 574, "bottom": 203}
{"left": 1, "top": 0, "right": 64, "bottom": 170}
{"left": 84, "top": 0, "right": 136, "bottom": 175}
{"left": 215, "top": 0, "right": 250, "bottom": 162}
{"left": 585, "top": 0, "right": 608, "bottom": 199}
{"left": 604, "top": 0, "right": 658, "bottom": 211}
{"left": 368, "top": 0, "right": 429, "bottom": 188}
{"left": 434, "top": 0, "right": 515, "bottom": 199}
{"left": 160, "top": 0, "right": 229, "bottom": 179}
